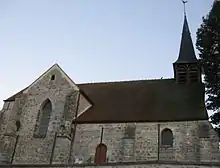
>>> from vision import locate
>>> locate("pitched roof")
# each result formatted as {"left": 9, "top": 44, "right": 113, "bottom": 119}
{"left": 174, "top": 15, "right": 197, "bottom": 63}
{"left": 4, "top": 78, "right": 208, "bottom": 123}
{"left": 76, "top": 79, "right": 208, "bottom": 123}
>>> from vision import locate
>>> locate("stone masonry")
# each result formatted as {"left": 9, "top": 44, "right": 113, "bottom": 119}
{"left": 72, "top": 121, "right": 220, "bottom": 164}
{"left": 0, "top": 163, "right": 219, "bottom": 168}
{"left": 0, "top": 65, "right": 91, "bottom": 164}
{"left": 0, "top": 64, "right": 220, "bottom": 168}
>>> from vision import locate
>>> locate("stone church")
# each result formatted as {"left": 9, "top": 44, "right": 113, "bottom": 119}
{"left": 0, "top": 7, "right": 220, "bottom": 168}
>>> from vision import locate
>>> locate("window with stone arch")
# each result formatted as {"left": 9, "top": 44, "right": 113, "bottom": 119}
{"left": 94, "top": 143, "right": 107, "bottom": 164}
{"left": 161, "top": 128, "right": 173, "bottom": 147}
{"left": 34, "top": 99, "right": 52, "bottom": 138}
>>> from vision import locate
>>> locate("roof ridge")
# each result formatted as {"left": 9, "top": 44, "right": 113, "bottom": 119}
{"left": 78, "top": 78, "right": 174, "bottom": 85}
{"left": 4, "top": 77, "right": 174, "bottom": 102}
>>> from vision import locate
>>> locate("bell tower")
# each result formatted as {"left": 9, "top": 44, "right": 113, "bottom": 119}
{"left": 173, "top": 1, "right": 201, "bottom": 84}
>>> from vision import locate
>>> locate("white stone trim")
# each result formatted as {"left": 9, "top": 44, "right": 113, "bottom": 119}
{"left": 76, "top": 104, "right": 92, "bottom": 119}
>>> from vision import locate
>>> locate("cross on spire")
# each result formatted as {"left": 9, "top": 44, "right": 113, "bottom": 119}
{"left": 173, "top": 0, "right": 201, "bottom": 84}
{"left": 182, "top": 0, "right": 188, "bottom": 16}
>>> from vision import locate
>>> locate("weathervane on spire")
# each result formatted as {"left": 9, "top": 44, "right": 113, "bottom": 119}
{"left": 181, "top": 0, "right": 188, "bottom": 16}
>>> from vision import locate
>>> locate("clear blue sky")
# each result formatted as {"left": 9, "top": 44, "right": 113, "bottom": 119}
{"left": 0, "top": 0, "right": 214, "bottom": 109}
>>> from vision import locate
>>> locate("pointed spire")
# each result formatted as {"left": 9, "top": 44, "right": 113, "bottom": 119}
{"left": 213, "top": 0, "right": 220, "bottom": 6}
{"left": 174, "top": 1, "right": 197, "bottom": 63}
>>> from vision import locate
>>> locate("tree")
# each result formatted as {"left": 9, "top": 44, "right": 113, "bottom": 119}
{"left": 196, "top": 1, "right": 220, "bottom": 127}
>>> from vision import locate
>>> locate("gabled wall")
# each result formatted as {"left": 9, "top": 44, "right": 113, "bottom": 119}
{"left": 11, "top": 67, "right": 79, "bottom": 164}
{"left": 0, "top": 65, "right": 93, "bottom": 165}
{"left": 0, "top": 66, "right": 90, "bottom": 164}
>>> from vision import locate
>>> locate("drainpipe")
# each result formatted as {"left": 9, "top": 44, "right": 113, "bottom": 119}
{"left": 10, "top": 120, "right": 21, "bottom": 164}
{"left": 10, "top": 134, "right": 19, "bottom": 164}
{"left": 68, "top": 92, "right": 80, "bottom": 164}
{"left": 157, "top": 123, "right": 160, "bottom": 162}
{"left": 49, "top": 132, "right": 57, "bottom": 164}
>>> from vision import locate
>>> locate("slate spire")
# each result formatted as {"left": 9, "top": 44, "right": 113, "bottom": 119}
{"left": 173, "top": 1, "right": 201, "bottom": 83}
{"left": 175, "top": 14, "right": 197, "bottom": 63}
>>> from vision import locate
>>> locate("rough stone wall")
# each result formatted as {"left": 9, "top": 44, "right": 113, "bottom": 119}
{"left": 0, "top": 101, "right": 14, "bottom": 156}
{"left": 63, "top": 91, "right": 79, "bottom": 121}
{"left": 0, "top": 66, "right": 93, "bottom": 165}
{"left": 0, "top": 89, "right": 219, "bottom": 165}
{"left": 198, "top": 122, "right": 220, "bottom": 162}
{"left": 0, "top": 163, "right": 219, "bottom": 168}
{"left": 72, "top": 120, "right": 220, "bottom": 164}
{"left": 51, "top": 137, "right": 71, "bottom": 164}
{"left": 0, "top": 95, "right": 27, "bottom": 163}
{"left": 10, "top": 67, "right": 81, "bottom": 164}
{"left": 1, "top": 101, "right": 16, "bottom": 135}
{"left": 0, "top": 66, "right": 219, "bottom": 165}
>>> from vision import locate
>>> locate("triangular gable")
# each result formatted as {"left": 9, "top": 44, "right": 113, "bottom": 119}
{"left": 23, "top": 63, "right": 79, "bottom": 94}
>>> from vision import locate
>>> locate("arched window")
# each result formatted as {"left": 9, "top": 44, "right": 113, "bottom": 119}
{"left": 94, "top": 143, "right": 107, "bottom": 164}
{"left": 161, "top": 128, "right": 173, "bottom": 147}
{"left": 34, "top": 99, "right": 52, "bottom": 137}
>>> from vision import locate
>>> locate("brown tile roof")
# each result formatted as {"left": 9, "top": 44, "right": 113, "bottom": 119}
{"left": 76, "top": 79, "right": 208, "bottom": 123}
{"left": 5, "top": 79, "right": 208, "bottom": 123}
